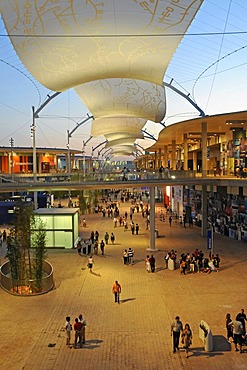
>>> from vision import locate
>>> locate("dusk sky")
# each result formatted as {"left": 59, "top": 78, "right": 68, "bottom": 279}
{"left": 1, "top": 0, "right": 247, "bottom": 158}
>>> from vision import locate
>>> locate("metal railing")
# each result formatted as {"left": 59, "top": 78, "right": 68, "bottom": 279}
{"left": 0, "top": 259, "right": 54, "bottom": 296}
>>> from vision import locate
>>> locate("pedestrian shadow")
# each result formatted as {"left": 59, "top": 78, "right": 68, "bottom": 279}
{"left": 155, "top": 266, "right": 166, "bottom": 272}
{"left": 81, "top": 339, "right": 103, "bottom": 350}
{"left": 133, "top": 258, "right": 145, "bottom": 264}
{"left": 188, "top": 347, "right": 224, "bottom": 357}
{"left": 90, "top": 271, "right": 101, "bottom": 277}
{"left": 120, "top": 298, "right": 136, "bottom": 304}
{"left": 220, "top": 259, "right": 247, "bottom": 271}
{"left": 213, "top": 335, "right": 232, "bottom": 351}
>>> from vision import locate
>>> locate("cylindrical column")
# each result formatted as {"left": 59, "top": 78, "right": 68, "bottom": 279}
{"left": 183, "top": 134, "right": 188, "bottom": 170}
{"left": 201, "top": 184, "right": 207, "bottom": 237}
{"left": 147, "top": 186, "right": 157, "bottom": 251}
{"left": 159, "top": 148, "right": 162, "bottom": 167}
{"left": 163, "top": 145, "right": 168, "bottom": 167}
{"left": 171, "top": 140, "right": 176, "bottom": 170}
{"left": 202, "top": 122, "right": 207, "bottom": 177}
{"left": 193, "top": 151, "right": 197, "bottom": 171}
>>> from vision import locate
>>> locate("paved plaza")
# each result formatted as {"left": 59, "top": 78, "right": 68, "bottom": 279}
{"left": 0, "top": 200, "right": 247, "bottom": 370}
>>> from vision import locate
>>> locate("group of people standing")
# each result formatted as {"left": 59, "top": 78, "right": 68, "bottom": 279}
{"left": 226, "top": 309, "right": 247, "bottom": 352}
{"left": 64, "top": 314, "right": 87, "bottom": 348}
{"left": 123, "top": 248, "right": 135, "bottom": 265}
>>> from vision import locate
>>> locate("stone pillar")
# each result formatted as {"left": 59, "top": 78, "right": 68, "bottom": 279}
{"left": 192, "top": 151, "right": 197, "bottom": 171}
{"left": 183, "top": 134, "right": 188, "bottom": 170}
{"left": 202, "top": 122, "right": 207, "bottom": 177}
{"left": 147, "top": 186, "right": 157, "bottom": 251}
{"left": 38, "top": 154, "right": 42, "bottom": 174}
{"left": 171, "top": 140, "right": 176, "bottom": 170}
{"left": 163, "top": 145, "right": 168, "bottom": 167}
{"left": 201, "top": 184, "right": 208, "bottom": 237}
{"left": 159, "top": 148, "right": 162, "bottom": 167}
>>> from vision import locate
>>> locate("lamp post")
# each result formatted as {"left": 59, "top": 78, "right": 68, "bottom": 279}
{"left": 82, "top": 135, "right": 93, "bottom": 179}
{"left": 32, "top": 92, "right": 61, "bottom": 209}
{"left": 66, "top": 114, "right": 94, "bottom": 205}
{"left": 9, "top": 137, "right": 14, "bottom": 181}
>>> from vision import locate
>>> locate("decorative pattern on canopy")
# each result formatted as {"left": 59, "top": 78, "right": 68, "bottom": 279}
{"left": 75, "top": 79, "right": 166, "bottom": 122}
{"left": 0, "top": 0, "right": 203, "bottom": 156}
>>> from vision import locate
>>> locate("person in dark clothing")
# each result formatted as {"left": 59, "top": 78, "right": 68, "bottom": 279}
{"left": 135, "top": 224, "right": 139, "bottom": 235}
{"left": 236, "top": 309, "right": 247, "bottom": 334}
{"left": 149, "top": 255, "right": 155, "bottom": 272}
{"left": 171, "top": 316, "right": 183, "bottom": 353}
{"left": 100, "top": 240, "right": 105, "bottom": 255}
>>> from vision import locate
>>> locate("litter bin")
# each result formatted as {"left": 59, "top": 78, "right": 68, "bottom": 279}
{"left": 199, "top": 320, "right": 213, "bottom": 352}
{"left": 155, "top": 229, "right": 159, "bottom": 238}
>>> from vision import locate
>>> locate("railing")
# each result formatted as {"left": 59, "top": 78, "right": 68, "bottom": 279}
{"left": 0, "top": 169, "right": 240, "bottom": 189}
{"left": 0, "top": 259, "right": 54, "bottom": 296}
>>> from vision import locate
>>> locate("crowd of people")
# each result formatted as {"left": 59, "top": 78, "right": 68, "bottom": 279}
{"left": 164, "top": 249, "right": 221, "bottom": 274}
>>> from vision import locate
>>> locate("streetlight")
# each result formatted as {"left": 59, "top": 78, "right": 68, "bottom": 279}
{"left": 82, "top": 135, "right": 93, "bottom": 179}
{"left": 32, "top": 92, "right": 61, "bottom": 209}
{"left": 66, "top": 114, "right": 94, "bottom": 205}
{"left": 9, "top": 137, "right": 14, "bottom": 181}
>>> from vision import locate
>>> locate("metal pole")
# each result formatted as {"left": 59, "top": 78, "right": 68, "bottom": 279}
{"left": 83, "top": 140, "right": 86, "bottom": 179}
{"left": 67, "top": 130, "right": 71, "bottom": 207}
{"left": 32, "top": 106, "right": 38, "bottom": 210}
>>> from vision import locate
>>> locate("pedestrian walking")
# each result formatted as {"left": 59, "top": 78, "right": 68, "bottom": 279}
{"left": 145, "top": 255, "right": 151, "bottom": 272}
{"left": 230, "top": 318, "right": 244, "bottom": 352}
{"left": 79, "top": 314, "right": 87, "bottom": 345}
{"left": 128, "top": 247, "right": 134, "bottom": 265}
{"left": 76, "top": 239, "right": 82, "bottom": 255}
{"left": 90, "top": 231, "right": 95, "bottom": 243}
{"left": 123, "top": 249, "right": 128, "bottom": 265}
{"left": 131, "top": 223, "right": 135, "bottom": 235}
{"left": 110, "top": 232, "right": 115, "bottom": 244}
{"left": 135, "top": 223, "right": 139, "bottom": 235}
{"left": 149, "top": 254, "right": 155, "bottom": 272}
{"left": 3, "top": 229, "right": 7, "bottom": 243}
{"left": 226, "top": 313, "right": 234, "bottom": 342}
{"left": 104, "top": 232, "right": 109, "bottom": 245}
{"left": 100, "top": 240, "right": 105, "bottom": 255}
{"left": 171, "top": 316, "right": 183, "bottom": 353}
{"left": 169, "top": 216, "right": 172, "bottom": 226}
{"left": 95, "top": 230, "right": 99, "bottom": 242}
{"left": 87, "top": 256, "right": 94, "bottom": 272}
{"left": 112, "top": 280, "right": 121, "bottom": 304}
{"left": 124, "top": 219, "right": 128, "bottom": 231}
{"left": 73, "top": 318, "right": 83, "bottom": 348}
{"left": 181, "top": 323, "right": 192, "bottom": 358}
{"left": 64, "top": 316, "right": 72, "bottom": 346}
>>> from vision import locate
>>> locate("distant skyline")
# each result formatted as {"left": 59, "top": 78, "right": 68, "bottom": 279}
{"left": 1, "top": 0, "right": 247, "bottom": 159}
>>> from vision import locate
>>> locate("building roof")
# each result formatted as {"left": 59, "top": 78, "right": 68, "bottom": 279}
{"left": 35, "top": 208, "right": 79, "bottom": 215}
{"left": 148, "top": 110, "right": 247, "bottom": 149}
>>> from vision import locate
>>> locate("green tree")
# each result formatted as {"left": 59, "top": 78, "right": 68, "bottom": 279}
{"left": 6, "top": 202, "right": 47, "bottom": 293}
{"left": 32, "top": 218, "right": 47, "bottom": 292}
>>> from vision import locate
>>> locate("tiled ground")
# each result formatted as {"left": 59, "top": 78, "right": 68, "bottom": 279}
{"left": 0, "top": 200, "right": 247, "bottom": 370}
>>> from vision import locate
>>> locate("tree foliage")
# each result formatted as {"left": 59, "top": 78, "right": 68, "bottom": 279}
{"left": 6, "top": 202, "right": 47, "bottom": 293}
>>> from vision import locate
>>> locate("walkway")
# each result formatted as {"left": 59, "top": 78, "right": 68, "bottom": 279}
{"left": 0, "top": 201, "right": 247, "bottom": 370}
